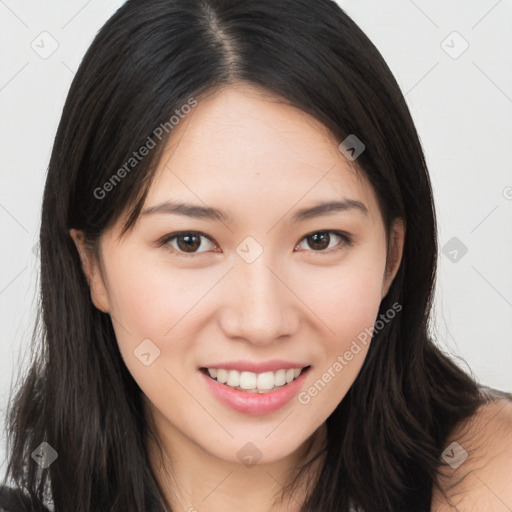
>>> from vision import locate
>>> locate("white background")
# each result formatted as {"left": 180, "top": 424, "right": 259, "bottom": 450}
{"left": 1, "top": 0, "right": 511, "bottom": 472}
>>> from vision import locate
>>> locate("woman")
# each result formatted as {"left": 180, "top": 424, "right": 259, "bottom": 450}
{"left": 2, "top": 0, "right": 511, "bottom": 511}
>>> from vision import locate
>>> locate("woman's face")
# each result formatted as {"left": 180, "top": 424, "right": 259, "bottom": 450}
{"left": 72, "top": 84, "right": 404, "bottom": 467}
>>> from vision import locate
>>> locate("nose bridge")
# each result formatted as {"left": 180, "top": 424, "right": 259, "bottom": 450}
{"left": 222, "top": 249, "right": 295, "bottom": 343}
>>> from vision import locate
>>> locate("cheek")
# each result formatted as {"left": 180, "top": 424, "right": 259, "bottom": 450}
{"left": 104, "top": 251, "right": 203, "bottom": 338}
{"left": 294, "top": 256, "right": 386, "bottom": 411}
{"left": 104, "top": 258, "right": 201, "bottom": 395}
{"left": 294, "top": 251, "right": 387, "bottom": 341}
{"left": 103, "top": 254, "right": 223, "bottom": 384}
{"left": 334, "top": 263, "right": 384, "bottom": 333}
{"left": 107, "top": 239, "right": 386, "bottom": 341}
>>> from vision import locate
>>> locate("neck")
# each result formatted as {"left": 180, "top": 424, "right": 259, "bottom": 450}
{"left": 145, "top": 411, "right": 327, "bottom": 512}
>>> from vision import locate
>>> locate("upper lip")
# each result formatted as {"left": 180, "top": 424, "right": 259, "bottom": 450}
{"left": 200, "top": 360, "right": 311, "bottom": 373}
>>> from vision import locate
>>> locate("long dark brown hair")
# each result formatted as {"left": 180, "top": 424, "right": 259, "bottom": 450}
{"left": 2, "top": 0, "right": 487, "bottom": 510}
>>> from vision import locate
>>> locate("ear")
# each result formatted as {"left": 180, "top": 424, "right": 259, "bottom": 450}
{"left": 381, "top": 218, "right": 405, "bottom": 299}
{"left": 69, "top": 228, "right": 111, "bottom": 313}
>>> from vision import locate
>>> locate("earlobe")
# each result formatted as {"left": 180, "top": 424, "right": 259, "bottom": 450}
{"left": 69, "top": 228, "right": 111, "bottom": 313}
{"left": 381, "top": 218, "right": 405, "bottom": 299}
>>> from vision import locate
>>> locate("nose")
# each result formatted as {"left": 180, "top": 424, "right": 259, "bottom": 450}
{"left": 219, "top": 255, "right": 299, "bottom": 345}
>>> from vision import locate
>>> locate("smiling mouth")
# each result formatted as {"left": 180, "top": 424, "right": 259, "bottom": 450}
{"left": 200, "top": 365, "right": 311, "bottom": 394}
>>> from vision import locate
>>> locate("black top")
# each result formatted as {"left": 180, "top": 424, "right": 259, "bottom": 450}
{"left": 0, "top": 486, "right": 50, "bottom": 512}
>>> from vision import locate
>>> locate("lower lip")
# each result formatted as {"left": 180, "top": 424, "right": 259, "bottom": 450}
{"left": 200, "top": 367, "right": 311, "bottom": 416}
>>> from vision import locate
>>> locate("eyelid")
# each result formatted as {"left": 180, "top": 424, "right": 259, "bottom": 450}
{"left": 158, "top": 229, "right": 353, "bottom": 257}
{"left": 157, "top": 231, "right": 217, "bottom": 257}
{"left": 294, "top": 230, "right": 353, "bottom": 255}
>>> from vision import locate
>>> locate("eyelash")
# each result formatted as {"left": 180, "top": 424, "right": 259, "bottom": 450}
{"left": 157, "top": 230, "right": 353, "bottom": 258}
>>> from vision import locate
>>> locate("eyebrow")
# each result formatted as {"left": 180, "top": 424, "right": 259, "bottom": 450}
{"left": 141, "top": 199, "right": 368, "bottom": 223}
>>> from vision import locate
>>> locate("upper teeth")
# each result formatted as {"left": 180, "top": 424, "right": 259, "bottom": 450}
{"left": 207, "top": 368, "right": 303, "bottom": 391}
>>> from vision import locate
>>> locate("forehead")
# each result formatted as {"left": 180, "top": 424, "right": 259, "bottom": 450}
{"left": 144, "top": 84, "right": 381, "bottom": 226}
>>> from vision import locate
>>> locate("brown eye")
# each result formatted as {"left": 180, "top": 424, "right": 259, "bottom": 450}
{"left": 306, "top": 232, "right": 331, "bottom": 250}
{"left": 296, "top": 231, "right": 352, "bottom": 254}
{"left": 161, "top": 231, "right": 216, "bottom": 256}
{"left": 176, "top": 233, "right": 201, "bottom": 252}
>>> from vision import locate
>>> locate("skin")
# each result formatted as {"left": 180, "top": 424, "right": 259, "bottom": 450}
{"left": 430, "top": 396, "right": 512, "bottom": 511}
{"left": 70, "top": 83, "right": 405, "bottom": 512}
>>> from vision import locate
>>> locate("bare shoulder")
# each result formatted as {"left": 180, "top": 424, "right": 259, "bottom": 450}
{"left": 431, "top": 394, "right": 512, "bottom": 511}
